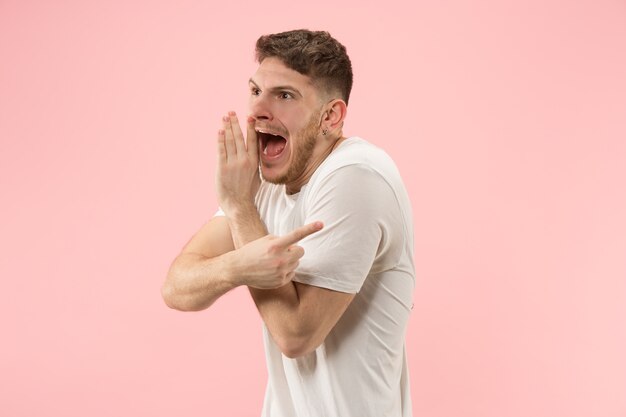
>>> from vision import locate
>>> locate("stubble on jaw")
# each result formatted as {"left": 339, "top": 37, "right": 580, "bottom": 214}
{"left": 260, "top": 110, "right": 320, "bottom": 186}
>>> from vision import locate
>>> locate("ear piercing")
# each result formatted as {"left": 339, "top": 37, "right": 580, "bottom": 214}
{"left": 322, "top": 129, "right": 328, "bottom": 136}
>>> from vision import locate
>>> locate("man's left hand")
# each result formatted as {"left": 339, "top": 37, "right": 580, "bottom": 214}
{"left": 216, "top": 111, "right": 260, "bottom": 214}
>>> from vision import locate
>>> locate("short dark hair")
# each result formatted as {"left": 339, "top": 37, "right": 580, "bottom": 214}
{"left": 255, "top": 29, "right": 353, "bottom": 105}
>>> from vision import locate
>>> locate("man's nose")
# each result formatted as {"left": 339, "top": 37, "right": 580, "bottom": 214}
{"left": 249, "top": 95, "right": 273, "bottom": 122}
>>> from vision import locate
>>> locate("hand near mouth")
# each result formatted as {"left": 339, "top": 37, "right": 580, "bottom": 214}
{"left": 216, "top": 111, "right": 261, "bottom": 215}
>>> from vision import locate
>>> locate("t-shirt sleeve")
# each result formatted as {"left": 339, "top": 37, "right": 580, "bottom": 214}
{"left": 293, "top": 163, "right": 403, "bottom": 293}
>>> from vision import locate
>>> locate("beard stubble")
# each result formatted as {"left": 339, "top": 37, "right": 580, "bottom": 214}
{"left": 261, "top": 110, "right": 320, "bottom": 186}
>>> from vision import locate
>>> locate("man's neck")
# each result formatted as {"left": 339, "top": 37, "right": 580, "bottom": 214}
{"left": 285, "top": 135, "right": 348, "bottom": 195}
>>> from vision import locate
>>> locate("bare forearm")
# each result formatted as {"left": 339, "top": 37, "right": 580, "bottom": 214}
{"left": 226, "top": 204, "right": 268, "bottom": 247}
{"left": 162, "top": 252, "right": 238, "bottom": 311}
{"left": 227, "top": 204, "right": 308, "bottom": 354}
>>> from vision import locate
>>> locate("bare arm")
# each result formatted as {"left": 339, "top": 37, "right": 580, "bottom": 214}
{"left": 161, "top": 216, "right": 237, "bottom": 311}
{"left": 227, "top": 203, "right": 354, "bottom": 358}
{"left": 161, "top": 213, "right": 319, "bottom": 312}
{"left": 217, "top": 113, "right": 354, "bottom": 358}
{"left": 163, "top": 199, "right": 352, "bottom": 357}
{"left": 162, "top": 113, "right": 301, "bottom": 311}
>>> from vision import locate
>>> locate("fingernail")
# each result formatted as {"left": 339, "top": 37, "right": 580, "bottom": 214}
{"left": 229, "top": 111, "right": 236, "bottom": 117}
{"left": 223, "top": 116, "right": 229, "bottom": 122}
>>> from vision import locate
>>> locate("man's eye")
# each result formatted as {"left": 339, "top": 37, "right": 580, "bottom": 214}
{"left": 251, "top": 88, "right": 261, "bottom": 96}
{"left": 280, "top": 92, "right": 293, "bottom": 99}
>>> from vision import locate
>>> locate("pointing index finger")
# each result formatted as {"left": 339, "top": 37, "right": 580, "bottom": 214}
{"left": 274, "top": 221, "right": 324, "bottom": 247}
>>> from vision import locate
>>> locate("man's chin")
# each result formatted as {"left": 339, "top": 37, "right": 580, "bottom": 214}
{"left": 260, "top": 167, "right": 288, "bottom": 185}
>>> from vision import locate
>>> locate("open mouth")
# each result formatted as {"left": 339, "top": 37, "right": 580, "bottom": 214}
{"left": 257, "top": 131, "right": 288, "bottom": 158}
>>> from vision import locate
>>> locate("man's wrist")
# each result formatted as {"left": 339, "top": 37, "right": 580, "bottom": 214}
{"left": 221, "top": 200, "right": 257, "bottom": 220}
{"left": 221, "top": 249, "right": 245, "bottom": 288}
{"left": 222, "top": 201, "right": 266, "bottom": 248}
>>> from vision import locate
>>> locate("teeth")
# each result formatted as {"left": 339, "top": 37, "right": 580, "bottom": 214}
{"left": 257, "top": 129, "right": 285, "bottom": 157}
{"left": 255, "top": 129, "right": 283, "bottom": 137}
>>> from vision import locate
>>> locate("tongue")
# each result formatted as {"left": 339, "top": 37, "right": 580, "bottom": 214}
{"left": 266, "top": 136, "right": 286, "bottom": 157}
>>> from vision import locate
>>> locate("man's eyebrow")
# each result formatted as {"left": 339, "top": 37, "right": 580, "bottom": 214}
{"left": 249, "top": 78, "right": 303, "bottom": 98}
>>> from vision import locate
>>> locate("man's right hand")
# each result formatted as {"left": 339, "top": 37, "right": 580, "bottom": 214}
{"left": 228, "top": 221, "right": 324, "bottom": 289}
{"left": 216, "top": 111, "right": 260, "bottom": 216}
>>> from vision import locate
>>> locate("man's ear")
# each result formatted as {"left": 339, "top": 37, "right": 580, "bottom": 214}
{"left": 322, "top": 99, "right": 348, "bottom": 131}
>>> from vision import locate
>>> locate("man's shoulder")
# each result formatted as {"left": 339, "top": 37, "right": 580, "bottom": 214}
{"left": 328, "top": 136, "right": 391, "bottom": 164}
{"left": 312, "top": 136, "right": 401, "bottom": 185}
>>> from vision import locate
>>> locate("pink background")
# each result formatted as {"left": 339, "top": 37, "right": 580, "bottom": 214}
{"left": 1, "top": 0, "right": 625, "bottom": 416}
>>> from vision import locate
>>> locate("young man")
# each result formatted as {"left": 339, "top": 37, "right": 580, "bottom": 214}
{"left": 162, "top": 29, "right": 415, "bottom": 417}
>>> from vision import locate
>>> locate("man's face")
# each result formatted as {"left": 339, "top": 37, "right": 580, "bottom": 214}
{"left": 248, "top": 57, "right": 324, "bottom": 186}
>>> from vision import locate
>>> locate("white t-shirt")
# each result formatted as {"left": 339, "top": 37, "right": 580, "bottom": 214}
{"left": 218, "top": 137, "right": 415, "bottom": 417}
